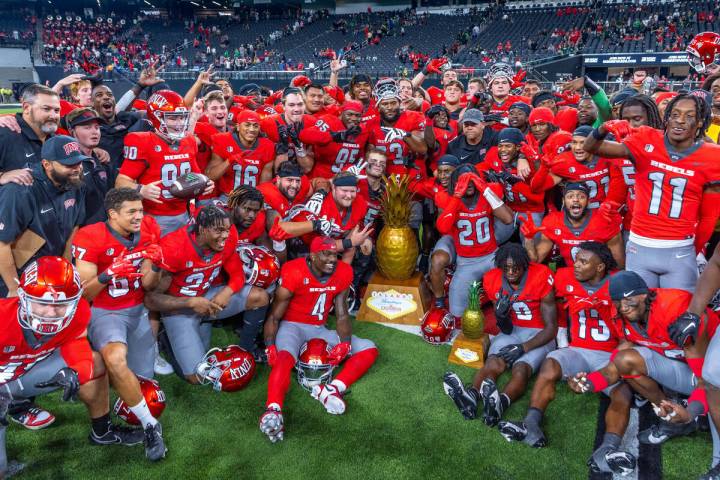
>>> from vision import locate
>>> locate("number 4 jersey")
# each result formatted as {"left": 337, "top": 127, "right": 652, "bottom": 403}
{"left": 483, "top": 263, "right": 554, "bottom": 330}
{"left": 279, "top": 257, "right": 353, "bottom": 326}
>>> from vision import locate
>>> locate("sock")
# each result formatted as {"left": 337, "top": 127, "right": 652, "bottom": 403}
{"left": 91, "top": 413, "right": 111, "bottom": 436}
{"left": 129, "top": 399, "right": 158, "bottom": 428}
{"left": 333, "top": 348, "right": 378, "bottom": 389}
{"left": 524, "top": 407, "right": 543, "bottom": 426}
{"left": 330, "top": 379, "right": 347, "bottom": 393}
{"left": 238, "top": 306, "right": 268, "bottom": 352}
{"left": 601, "top": 432, "right": 622, "bottom": 449}
{"left": 266, "top": 351, "right": 295, "bottom": 409}
{"left": 434, "top": 296, "right": 446, "bottom": 308}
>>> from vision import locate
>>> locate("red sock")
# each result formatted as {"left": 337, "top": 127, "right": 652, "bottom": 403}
{"left": 334, "top": 348, "right": 378, "bottom": 388}
{"left": 687, "top": 357, "right": 704, "bottom": 378}
{"left": 266, "top": 350, "right": 295, "bottom": 409}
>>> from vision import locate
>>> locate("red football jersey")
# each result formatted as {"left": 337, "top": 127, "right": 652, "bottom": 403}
{"left": 0, "top": 298, "right": 94, "bottom": 384}
{"left": 428, "top": 124, "right": 458, "bottom": 171}
{"left": 360, "top": 103, "right": 379, "bottom": 125}
{"left": 119, "top": 132, "right": 201, "bottom": 216}
{"left": 160, "top": 225, "right": 244, "bottom": 297}
{"left": 549, "top": 152, "right": 622, "bottom": 209}
{"left": 554, "top": 267, "right": 618, "bottom": 352}
{"left": 299, "top": 114, "right": 369, "bottom": 179}
{"left": 236, "top": 210, "right": 267, "bottom": 244}
{"left": 488, "top": 94, "right": 531, "bottom": 130}
{"left": 368, "top": 110, "right": 426, "bottom": 177}
{"left": 294, "top": 193, "right": 368, "bottom": 244}
{"left": 541, "top": 210, "right": 621, "bottom": 266}
{"left": 211, "top": 133, "right": 275, "bottom": 193}
{"left": 257, "top": 176, "right": 311, "bottom": 218}
{"left": 72, "top": 216, "right": 161, "bottom": 309}
{"left": 436, "top": 184, "right": 503, "bottom": 257}
{"left": 479, "top": 149, "right": 545, "bottom": 213}
{"left": 623, "top": 126, "right": 720, "bottom": 241}
{"left": 194, "top": 121, "right": 225, "bottom": 201}
{"left": 483, "top": 263, "right": 554, "bottom": 330}
{"left": 357, "top": 179, "right": 383, "bottom": 228}
{"left": 280, "top": 257, "right": 353, "bottom": 326}
{"left": 608, "top": 158, "right": 636, "bottom": 233}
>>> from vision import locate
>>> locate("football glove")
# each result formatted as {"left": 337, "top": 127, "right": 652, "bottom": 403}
{"left": 603, "top": 120, "right": 635, "bottom": 142}
{"left": 423, "top": 57, "right": 448, "bottom": 75}
{"left": 519, "top": 141, "right": 540, "bottom": 162}
{"left": 520, "top": 215, "right": 546, "bottom": 239}
{"left": 99, "top": 254, "right": 143, "bottom": 284}
{"left": 494, "top": 292, "right": 515, "bottom": 335}
{"left": 668, "top": 312, "right": 700, "bottom": 347}
{"left": 346, "top": 160, "right": 367, "bottom": 180}
{"left": 328, "top": 342, "right": 351, "bottom": 366}
{"left": 453, "top": 173, "right": 473, "bottom": 198}
{"left": 511, "top": 69, "right": 527, "bottom": 89}
{"left": 304, "top": 189, "right": 328, "bottom": 215}
{"left": 312, "top": 218, "right": 342, "bottom": 237}
{"left": 497, "top": 344, "right": 525, "bottom": 366}
{"left": 330, "top": 125, "right": 362, "bottom": 143}
{"left": 35, "top": 367, "right": 80, "bottom": 402}
{"left": 596, "top": 201, "right": 622, "bottom": 224}
{"left": 426, "top": 104, "right": 448, "bottom": 119}
{"left": 382, "top": 127, "right": 408, "bottom": 143}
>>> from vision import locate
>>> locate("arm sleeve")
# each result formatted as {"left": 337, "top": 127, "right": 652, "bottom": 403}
{"left": 695, "top": 192, "right": 720, "bottom": 254}
{"left": 529, "top": 164, "right": 555, "bottom": 193}
{"left": 436, "top": 198, "right": 460, "bottom": 235}
{"left": 298, "top": 123, "right": 333, "bottom": 145}
{"left": 591, "top": 89, "right": 612, "bottom": 127}
{"left": 59, "top": 337, "right": 95, "bottom": 384}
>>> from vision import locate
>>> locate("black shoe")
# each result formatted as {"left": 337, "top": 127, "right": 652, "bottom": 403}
{"left": 89, "top": 423, "right": 144, "bottom": 446}
{"left": 144, "top": 423, "right": 167, "bottom": 461}
{"left": 253, "top": 348, "right": 268, "bottom": 364}
{"left": 442, "top": 372, "right": 478, "bottom": 420}
{"left": 700, "top": 463, "right": 720, "bottom": 480}
{"left": 479, "top": 379, "right": 504, "bottom": 427}
{"left": 588, "top": 444, "right": 636, "bottom": 476}
{"left": 498, "top": 420, "right": 547, "bottom": 448}
{"left": 638, "top": 418, "right": 697, "bottom": 445}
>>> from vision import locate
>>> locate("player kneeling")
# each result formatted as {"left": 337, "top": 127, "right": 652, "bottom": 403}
{"left": 259, "top": 237, "right": 378, "bottom": 443}
{"left": 144, "top": 205, "right": 269, "bottom": 385}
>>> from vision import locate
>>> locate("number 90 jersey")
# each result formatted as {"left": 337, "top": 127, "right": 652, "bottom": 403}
{"left": 119, "top": 131, "right": 201, "bottom": 216}
{"left": 483, "top": 263, "right": 554, "bottom": 330}
{"left": 279, "top": 257, "right": 353, "bottom": 326}
{"left": 72, "top": 216, "right": 162, "bottom": 310}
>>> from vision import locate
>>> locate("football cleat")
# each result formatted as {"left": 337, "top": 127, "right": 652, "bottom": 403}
{"left": 10, "top": 406, "right": 55, "bottom": 430}
{"left": 144, "top": 423, "right": 167, "bottom": 461}
{"left": 638, "top": 419, "right": 697, "bottom": 445}
{"left": 89, "top": 423, "right": 144, "bottom": 446}
{"left": 699, "top": 463, "right": 720, "bottom": 480}
{"left": 588, "top": 444, "right": 637, "bottom": 476}
{"left": 259, "top": 407, "right": 284, "bottom": 443}
{"left": 442, "top": 372, "right": 478, "bottom": 420}
{"left": 498, "top": 420, "right": 547, "bottom": 448}
{"left": 311, "top": 383, "right": 346, "bottom": 415}
{"left": 154, "top": 354, "right": 174, "bottom": 376}
{"left": 479, "top": 378, "right": 505, "bottom": 427}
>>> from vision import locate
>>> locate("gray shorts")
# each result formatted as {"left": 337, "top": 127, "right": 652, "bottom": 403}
{"left": 448, "top": 252, "right": 496, "bottom": 317}
{"left": 634, "top": 346, "right": 696, "bottom": 395}
{"left": 162, "top": 284, "right": 252, "bottom": 376}
{"left": 547, "top": 346, "right": 616, "bottom": 394}
{"left": 625, "top": 239, "right": 697, "bottom": 292}
{"left": 432, "top": 235, "right": 456, "bottom": 260}
{"left": 488, "top": 326, "right": 556, "bottom": 373}
{"left": 276, "top": 321, "right": 375, "bottom": 361}
{"left": 89, "top": 304, "right": 155, "bottom": 379}
{"left": 0, "top": 349, "right": 69, "bottom": 400}
{"left": 154, "top": 212, "right": 191, "bottom": 237}
{"left": 703, "top": 330, "right": 720, "bottom": 388}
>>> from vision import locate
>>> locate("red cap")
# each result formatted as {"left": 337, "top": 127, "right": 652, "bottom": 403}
{"left": 528, "top": 107, "right": 555, "bottom": 126}
{"left": 236, "top": 109, "right": 261, "bottom": 124}
{"left": 654, "top": 91, "right": 678, "bottom": 105}
{"left": 324, "top": 85, "right": 346, "bottom": 104}
{"left": 310, "top": 236, "right": 337, "bottom": 253}
{"left": 341, "top": 100, "right": 363, "bottom": 113}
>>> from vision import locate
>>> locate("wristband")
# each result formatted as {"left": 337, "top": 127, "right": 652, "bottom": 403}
{"left": 342, "top": 238, "right": 353, "bottom": 250}
{"left": 135, "top": 183, "right": 143, "bottom": 193}
{"left": 97, "top": 272, "right": 111, "bottom": 284}
{"left": 688, "top": 388, "right": 709, "bottom": 416}
{"left": 483, "top": 187, "right": 505, "bottom": 210}
{"left": 583, "top": 76, "right": 601, "bottom": 97}
{"left": 591, "top": 128, "right": 607, "bottom": 140}
{"left": 586, "top": 371, "right": 609, "bottom": 392}
{"left": 272, "top": 239, "right": 287, "bottom": 252}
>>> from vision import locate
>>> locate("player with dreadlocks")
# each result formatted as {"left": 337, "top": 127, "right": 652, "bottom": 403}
{"left": 145, "top": 205, "right": 270, "bottom": 382}
{"left": 443, "top": 242, "right": 556, "bottom": 430}
{"left": 227, "top": 185, "right": 271, "bottom": 248}
{"left": 584, "top": 93, "right": 720, "bottom": 292}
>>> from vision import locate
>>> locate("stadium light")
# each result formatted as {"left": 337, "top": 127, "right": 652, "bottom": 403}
{"left": 190, "top": 1, "right": 200, "bottom": 5}
{"left": 212, "top": 1, "right": 222, "bottom": 5}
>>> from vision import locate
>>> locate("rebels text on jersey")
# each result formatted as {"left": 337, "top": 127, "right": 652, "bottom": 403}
{"left": 72, "top": 216, "right": 162, "bottom": 310}
{"left": 299, "top": 115, "right": 369, "bottom": 179}
{"left": 120, "top": 132, "right": 201, "bottom": 216}
{"left": 541, "top": 210, "right": 621, "bottom": 267}
{"left": 483, "top": 263, "right": 554, "bottom": 330}
{"left": 367, "top": 110, "right": 426, "bottom": 177}
{"left": 280, "top": 257, "right": 353, "bottom": 326}
{"left": 211, "top": 133, "right": 276, "bottom": 193}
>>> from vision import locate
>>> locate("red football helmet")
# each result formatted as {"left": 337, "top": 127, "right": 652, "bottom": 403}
{"left": 421, "top": 307, "right": 455, "bottom": 345}
{"left": 296, "top": 338, "right": 335, "bottom": 391}
{"left": 687, "top": 32, "right": 720, "bottom": 73}
{"left": 17, "top": 256, "right": 83, "bottom": 335}
{"left": 237, "top": 244, "right": 281, "bottom": 289}
{"left": 146, "top": 90, "right": 190, "bottom": 141}
{"left": 196, "top": 345, "right": 256, "bottom": 392}
{"left": 113, "top": 376, "right": 166, "bottom": 425}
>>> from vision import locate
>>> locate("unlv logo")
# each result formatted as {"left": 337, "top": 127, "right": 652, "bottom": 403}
{"left": 229, "top": 358, "right": 253, "bottom": 379}
{"left": 63, "top": 141, "right": 81, "bottom": 155}
{"left": 148, "top": 93, "right": 168, "bottom": 108}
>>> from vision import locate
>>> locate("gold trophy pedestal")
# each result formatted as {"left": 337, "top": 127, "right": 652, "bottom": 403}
{"left": 448, "top": 333, "right": 490, "bottom": 369}
{"left": 356, "top": 272, "right": 431, "bottom": 326}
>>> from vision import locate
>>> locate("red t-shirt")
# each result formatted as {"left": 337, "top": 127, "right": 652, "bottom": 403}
{"left": 483, "top": 263, "right": 554, "bottom": 330}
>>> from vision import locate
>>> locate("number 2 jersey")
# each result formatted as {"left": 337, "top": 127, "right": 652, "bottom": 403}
{"left": 279, "top": 257, "right": 353, "bottom": 326}
{"left": 72, "top": 216, "right": 162, "bottom": 310}
{"left": 119, "top": 131, "right": 201, "bottom": 216}
{"left": 483, "top": 263, "right": 554, "bottom": 330}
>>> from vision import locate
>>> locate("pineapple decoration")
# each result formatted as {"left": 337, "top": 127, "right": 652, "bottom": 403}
{"left": 462, "top": 281, "right": 485, "bottom": 339}
{"left": 376, "top": 175, "right": 419, "bottom": 280}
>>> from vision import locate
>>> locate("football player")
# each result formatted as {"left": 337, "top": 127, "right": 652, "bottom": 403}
{"left": 193, "top": 89, "right": 231, "bottom": 206}
{"left": 410, "top": 57, "right": 458, "bottom": 105}
{"left": 507, "top": 102, "right": 531, "bottom": 134}
{"left": 442, "top": 80, "right": 465, "bottom": 120}
{"left": 260, "top": 88, "right": 316, "bottom": 170}
{"left": 486, "top": 63, "right": 530, "bottom": 128}
{"left": 523, "top": 183, "right": 624, "bottom": 268}
{"left": 584, "top": 94, "right": 720, "bottom": 291}
{"left": 1, "top": 257, "right": 147, "bottom": 476}
{"left": 144, "top": 206, "right": 269, "bottom": 383}
{"left": 443, "top": 243, "right": 556, "bottom": 427}
{"left": 227, "top": 185, "right": 271, "bottom": 248}
{"left": 259, "top": 237, "right": 379, "bottom": 442}
{"left": 72, "top": 188, "right": 167, "bottom": 460}
{"left": 424, "top": 104, "right": 459, "bottom": 173}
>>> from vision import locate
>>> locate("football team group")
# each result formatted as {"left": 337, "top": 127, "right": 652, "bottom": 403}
{"left": 0, "top": 25, "right": 720, "bottom": 479}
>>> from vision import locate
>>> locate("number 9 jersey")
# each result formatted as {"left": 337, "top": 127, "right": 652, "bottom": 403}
{"left": 483, "top": 263, "right": 554, "bottom": 330}
{"left": 119, "top": 131, "right": 201, "bottom": 216}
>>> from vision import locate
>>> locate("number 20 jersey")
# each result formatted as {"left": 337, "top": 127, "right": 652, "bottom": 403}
{"left": 279, "top": 257, "right": 353, "bottom": 326}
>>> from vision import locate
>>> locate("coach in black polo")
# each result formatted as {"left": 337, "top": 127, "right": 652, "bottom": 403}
{"left": 0, "top": 135, "right": 87, "bottom": 297}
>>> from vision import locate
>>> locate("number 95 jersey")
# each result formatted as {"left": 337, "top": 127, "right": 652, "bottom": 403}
{"left": 119, "top": 131, "right": 201, "bottom": 216}
{"left": 279, "top": 257, "right": 353, "bottom": 326}
{"left": 483, "top": 263, "right": 554, "bottom": 330}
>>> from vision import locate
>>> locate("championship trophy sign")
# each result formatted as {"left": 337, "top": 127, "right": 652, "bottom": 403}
{"left": 357, "top": 175, "right": 431, "bottom": 325}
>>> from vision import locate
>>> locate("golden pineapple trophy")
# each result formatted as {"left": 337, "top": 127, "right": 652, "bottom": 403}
{"left": 449, "top": 281, "right": 490, "bottom": 369}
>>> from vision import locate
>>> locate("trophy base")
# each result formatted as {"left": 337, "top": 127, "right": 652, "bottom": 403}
{"left": 356, "top": 272, "right": 431, "bottom": 325}
{"left": 448, "top": 333, "right": 490, "bottom": 369}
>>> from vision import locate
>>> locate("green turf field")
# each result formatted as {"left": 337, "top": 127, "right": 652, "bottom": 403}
{"left": 0, "top": 105, "right": 21, "bottom": 115}
{"left": 6, "top": 320, "right": 713, "bottom": 479}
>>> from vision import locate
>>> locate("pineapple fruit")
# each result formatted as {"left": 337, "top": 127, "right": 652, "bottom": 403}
{"left": 376, "top": 175, "right": 419, "bottom": 280}
{"left": 462, "top": 281, "right": 484, "bottom": 339}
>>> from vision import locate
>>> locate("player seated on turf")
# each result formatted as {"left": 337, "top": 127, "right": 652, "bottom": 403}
{"left": 259, "top": 237, "right": 378, "bottom": 443}
{"left": 144, "top": 205, "right": 270, "bottom": 383}
{"left": 72, "top": 188, "right": 167, "bottom": 460}
{"left": 570, "top": 271, "right": 717, "bottom": 447}
{"left": 500, "top": 242, "right": 636, "bottom": 476}
{"left": 1, "top": 257, "right": 152, "bottom": 477}
{"left": 443, "top": 243, "right": 556, "bottom": 427}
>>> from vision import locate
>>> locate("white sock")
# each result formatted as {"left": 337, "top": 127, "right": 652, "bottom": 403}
{"left": 330, "top": 380, "right": 347, "bottom": 393}
{"left": 129, "top": 399, "right": 158, "bottom": 428}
